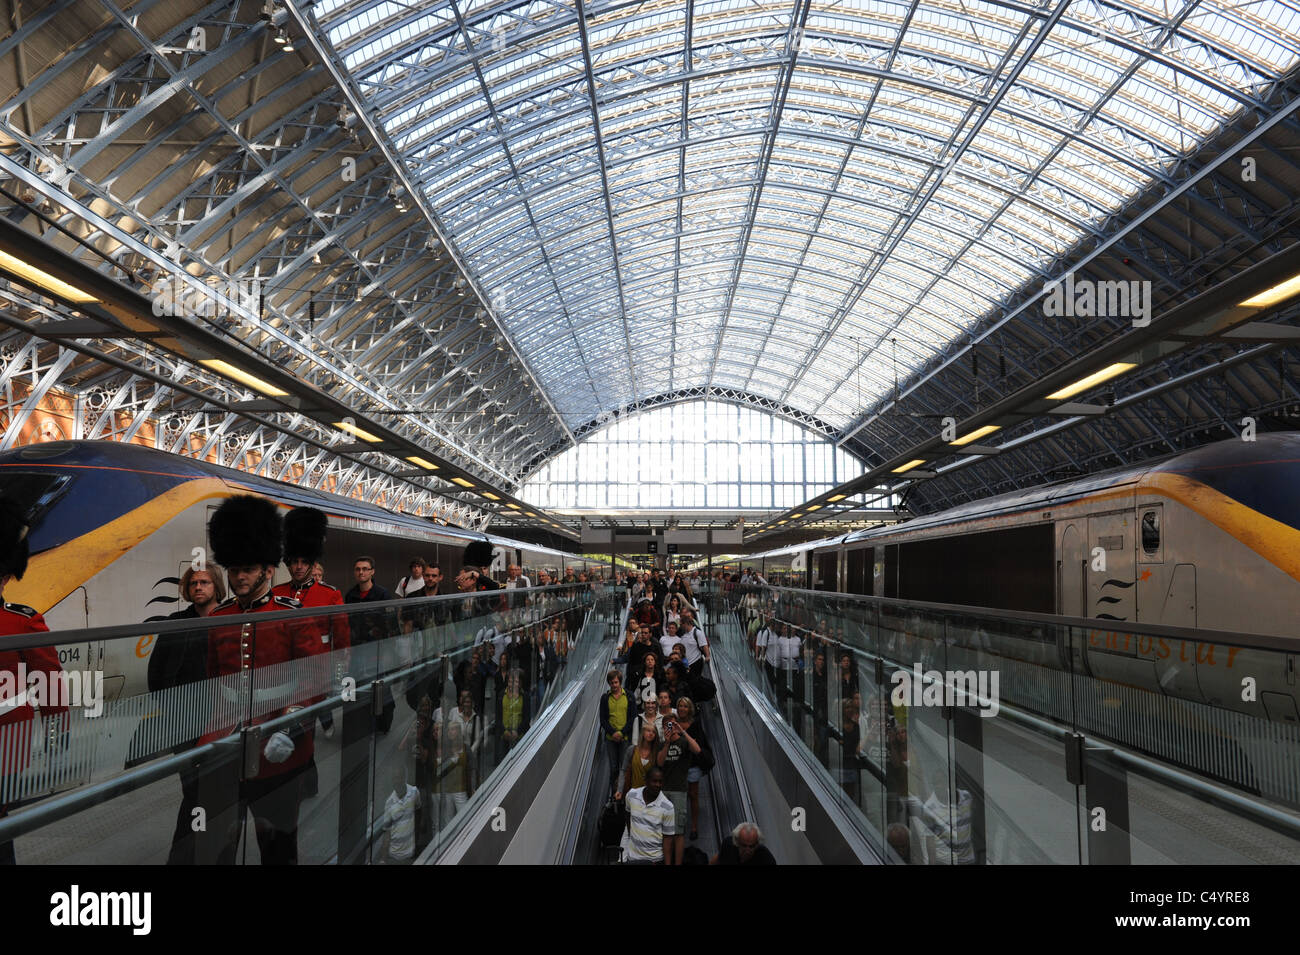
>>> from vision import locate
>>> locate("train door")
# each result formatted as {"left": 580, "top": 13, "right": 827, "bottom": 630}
{"left": 883, "top": 544, "right": 899, "bottom": 599}
{"left": 45, "top": 586, "right": 110, "bottom": 700}
{"left": 1079, "top": 513, "right": 1167, "bottom": 694}
{"left": 1056, "top": 524, "right": 1085, "bottom": 617}
{"left": 815, "top": 552, "right": 838, "bottom": 592}
{"left": 1134, "top": 502, "right": 1197, "bottom": 630}
{"left": 791, "top": 550, "right": 808, "bottom": 589}
{"left": 872, "top": 545, "right": 885, "bottom": 597}
{"left": 1161, "top": 564, "right": 1197, "bottom": 629}
{"left": 846, "top": 547, "right": 868, "bottom": 595}
{"left": 1086, "top": 511, "right": 1135, "bottom": 623}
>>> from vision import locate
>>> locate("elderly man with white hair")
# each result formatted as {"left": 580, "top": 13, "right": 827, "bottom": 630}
{"left": 711, "top": 822, "right": 777, "bottom": 865}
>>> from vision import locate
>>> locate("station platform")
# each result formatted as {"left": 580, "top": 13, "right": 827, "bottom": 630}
{"left": 1, "top": 582, "right": 1297, "bottom": 865}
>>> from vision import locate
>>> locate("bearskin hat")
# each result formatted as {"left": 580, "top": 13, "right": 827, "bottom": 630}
{"left": 463, "top": 539, "right": 494, "bottom": 569}
{"left": 0, "top": 497, "right": 31, "bottom": 580}
{"left": 209, "top": 495, "right": 282, "bottom": 568}
{"left": 283, "top": 506, "right": 328, "bottom": 563}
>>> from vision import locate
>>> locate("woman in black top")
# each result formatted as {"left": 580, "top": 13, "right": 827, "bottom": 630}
{"left": 676, "top": 697, "right": 712, "bottom": 843}
{"left": 837, "top": 701, "right": 861, "bottom": 804}
{"left": 838, "top": 652, "right": 860, "bottom": 699}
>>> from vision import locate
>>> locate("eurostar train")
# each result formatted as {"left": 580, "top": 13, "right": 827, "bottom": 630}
{"left": 744, "top": 435, "right": 1300, "bottom": 736}
{"left": 0, "top": 440, "right": 604, "bottom": 702}
{"left": 751, "top": 433, "right": 1300, "bottom": 638}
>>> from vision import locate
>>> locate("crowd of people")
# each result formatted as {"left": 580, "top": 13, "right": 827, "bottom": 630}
{"left": 0, "top": 495, "right": 779, "bottom": 867}
{"left": 600, "top": 568, "right": 777, "bottom": 865}
{"left": 105, "top": 497, "right": 600, "bottom": 866}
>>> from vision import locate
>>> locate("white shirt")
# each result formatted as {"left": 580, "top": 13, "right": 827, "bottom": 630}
{"left": 676, "top": 626, "right": 708, "bottom": 666}
{"left": 754, "top": 627, "right": 773, "bottom": 658}
{"left": 506, "top": 575, "right": 531, "bottom": 590}
{"left": 396, "top": 575, "right": 429, "bottom": 597}
{"left": 622, "top": 786, "right": 675, "bottom": 862}
{"left": 384, "top": 784, "right": 420, "bottom": 860}
{"left": 778, "top": 634, "right": 802, "bottom": 670}
{"left": 434, "top": 705, "right": 480, "bottom": 748}
{"left": 659, "top": 633, "right": 682, "bottom": 660}
{"left": 476, "top": 625, "right": 511, "bottom": 665}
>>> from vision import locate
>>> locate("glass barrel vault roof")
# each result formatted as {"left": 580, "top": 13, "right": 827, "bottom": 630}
{"left": 312, "top": 0, "right": 1300, "bottom": 434}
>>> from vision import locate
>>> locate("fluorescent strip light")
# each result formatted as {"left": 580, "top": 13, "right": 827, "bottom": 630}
{"left": 405, "top": 456, "right": 438, "bottom": 470}
{"left": 950, "top": 425, "right": 1002, "bottom": 446}
{"left": 1240, "top": 274, "right": 1300, "bottom": 308}
{"left": 0, "top": 249, "right": 98, "bottom": 304}
{"left": 482, "top": 491, "right": 500, "bottom": 501}
{"left": 892, "top": 459, "right": 927, "bottom": 474}
{"left": 1045, "top": 362, "right": 1137, "bottom": 401}
{"left": 506, "top": 503, "right": 521, "bottom": 510}
{"left": 451, "top": 477, "right": 474, "bottom": 488}
{"left": 333, "top": 420, "right": 381, "bottom": 442}
{"left": 806, "top": 504, "right": 822, "bottom": 511}
{"left": 776, "top": 519, "right": 787, "bottom": 525}
{"left": 200, "top": 359, "right": 288, "bottom": 397}
{"left": 525, "top": 511, "right": 537, "bottom": 517}
{"left": 827, "top": 494, "right": 847, "bottom": 502}
{"left": 790, "top": 513, "right": 803, "bottom": 519}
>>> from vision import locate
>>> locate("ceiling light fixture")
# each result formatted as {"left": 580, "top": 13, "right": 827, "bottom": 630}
{"left": 200, "top": 359, "right": 288, "bottom": 397}
{"left": 891, "top": 459, "right": 927, "bottom": 474}
{"left": 0, "top": 249, "right": 98, "bottom": 304}
{"left": 950, "top": 425, "right": 1002, "bottom": 446}
{"left": 333, "top": 420, "right": 382, "bottom": 442}
{"left": 1045, "top": 363, "right": 1137, "bottom": 401}
{"left": 1240, "top": 273, "right": 1300, "bottom": 308}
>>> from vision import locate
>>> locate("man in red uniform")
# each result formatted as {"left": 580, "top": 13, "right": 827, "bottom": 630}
{"left": 200, "top": 495, "right": 324, "bottom": 865}
{"left": 273, "top": 507, "right": 349, "bottom": 742}
{"left": 0, "top": 496, "right": 66, "bottom": 865}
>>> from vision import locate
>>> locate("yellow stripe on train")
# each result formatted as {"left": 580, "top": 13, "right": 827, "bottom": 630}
{"left": 6, "top": 478, "right": 232, "bottom": 615}
{"left": 1139, "top": 471, "right": 1300, "bottom": 583}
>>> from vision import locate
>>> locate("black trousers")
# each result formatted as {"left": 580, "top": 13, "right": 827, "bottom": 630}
{"left": 212, "top": 770, "right": 305, "bottom": 865}
{"left": 167, "top": 770, "right": 202, "bottom": 866}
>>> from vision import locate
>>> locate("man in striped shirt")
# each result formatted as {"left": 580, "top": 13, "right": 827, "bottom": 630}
{"left": 621, "top": 767, "right": 674, "bottom": 864}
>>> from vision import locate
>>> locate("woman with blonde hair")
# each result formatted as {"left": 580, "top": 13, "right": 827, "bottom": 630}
{"left": 614, "top": 720, "right": 661, "bottom": 801}
{"left": 676, "top": 697, "right": 712, "bottom": 843}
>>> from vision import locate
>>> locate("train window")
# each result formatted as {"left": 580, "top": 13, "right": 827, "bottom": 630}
{"left": 0, "top": 472, "right": 71, "bottom": 525}
{"left": 1141, "top": 510, "right": 1160, "bottom": 554}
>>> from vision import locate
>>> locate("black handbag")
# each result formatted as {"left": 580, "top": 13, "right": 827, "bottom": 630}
{"left": 598, "top": 800, "right": 627, "bottom": 848}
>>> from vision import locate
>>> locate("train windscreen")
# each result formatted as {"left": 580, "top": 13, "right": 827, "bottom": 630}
{"left": 1171, "top": 454, "right": 1300, "bottom": 531}
{"left": 0, "top": 471, "right": 71, "bottom": 538}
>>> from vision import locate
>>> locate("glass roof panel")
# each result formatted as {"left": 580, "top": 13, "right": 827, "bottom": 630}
{"left": 315, "top": 0, "right": 1300, "bottom": 437}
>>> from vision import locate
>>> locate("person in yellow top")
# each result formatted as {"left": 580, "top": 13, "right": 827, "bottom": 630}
{"left": 615, "top": 722, "right": 661, "bottom": 801}
{"left": 497, "top": 670, "right": 529, "bottom": 761}
{"left": 599, "top": 670, "right": 633, "bottom": 797}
